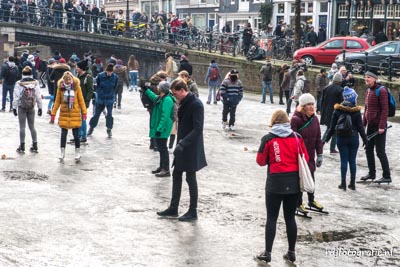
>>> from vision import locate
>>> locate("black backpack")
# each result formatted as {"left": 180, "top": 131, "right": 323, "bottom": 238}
{"left": 300, "top": 78, "right": 311, "bottom": 93}
{"left": 336, "top": 112, "right": 353, "bottom": 136}
{"left": 4, "top": 66, "right": 19, "bottom": 84}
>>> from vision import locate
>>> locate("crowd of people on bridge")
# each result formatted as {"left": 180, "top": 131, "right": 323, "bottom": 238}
{"left": 0, "top": 46, "right": 395, "bottom": 264}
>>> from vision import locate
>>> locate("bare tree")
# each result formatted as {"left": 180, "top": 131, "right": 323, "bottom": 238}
{"left": 294, "top": 0, "right": 301, "bottom": 51}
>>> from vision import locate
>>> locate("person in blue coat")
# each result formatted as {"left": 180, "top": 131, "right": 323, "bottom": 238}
{"left": 157, "top": 78, "right": 207, "bottom": 222}
{"left": 204, "top": 59, "right": 222, "bottom": 104}
{"left": 87, "top": 63, "right": 118, "bottom": 138}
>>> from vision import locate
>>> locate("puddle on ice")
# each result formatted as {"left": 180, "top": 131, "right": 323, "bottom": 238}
{"left": 297, "top": 229, "right": 381, "bottom": 243}
{"left": 2, "top": 171, "right": 49, "bottom": 181}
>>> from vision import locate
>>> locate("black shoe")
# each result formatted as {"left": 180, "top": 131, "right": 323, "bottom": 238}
{"left": 30, "top": 142, "right": 38, "bottom": 153}
{"left": 338, "top": 183, "right": 347, "bottom": 190}
{"left": 80, "top": 138, "right": 87, "bottom": 143}
{"left": 360, "top": 174, "right": 376, "bottom": 181}
{"left": 151, "top": 167, "right": 162, "bottom": 174}
{"left": 153, "top": 147, "right": 158, "bottom": 152}
{"left": 374, "top": 177, "right": 392, "bottom": 184}
{"left": 178, "top": 210, "right": 198, "bottom": 221}
{"left": 69, "top": 138, "right": 75, "bottom": 142}
{"left": 157, "top": 208, "right": 178, "bottom": 217}
{"left": 155, "top": 170, "right": 170, "bottom": 177}
{"left": 279, "top": 101, "right": 285, "bottom": 105}
{"left": 87, "top": 128, "right": 94, "bottom": 136}
{"left": 16, "top": 143, "right": 25, "bottom": 154}
{"left": 283, "top": 250, "right": 296, "bottom": 263}
{"left": 348, "top": 183, "right": 356, "bottom": 190}
{"left": 256, "top": 251, "right": 271, "bottom": 263}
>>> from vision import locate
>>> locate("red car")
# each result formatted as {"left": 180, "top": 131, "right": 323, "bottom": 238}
{"left": 293, "top": 37, "right": 370, "bottom": 66}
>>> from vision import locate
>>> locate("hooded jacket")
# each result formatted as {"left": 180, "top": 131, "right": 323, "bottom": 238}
{"left": 204, "top": 63, "right": 222, "bottom": 87}
{"left": 145, "top": 89, "right": 175, "bottom": 138}
{"left": 49, "top": 63, "right": 71, "bottom": 97}
{"left": 257, "top": 123, "right": 308, "bottom": 194}
{"left": 324, "top": 101, "right": 368, "bottom": 145}
{"left": 13, "top": 77, "right": 42, "bottom": 110}
{"left": 52, "top": 76, "right": 87, "bottom": 129}
{"left": 113, "top": 64, "right": 129, "bottom": 86}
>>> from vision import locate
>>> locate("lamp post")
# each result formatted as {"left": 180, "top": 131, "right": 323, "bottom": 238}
{"left": 126, "top": 0, "right": 130, "bottom": 30}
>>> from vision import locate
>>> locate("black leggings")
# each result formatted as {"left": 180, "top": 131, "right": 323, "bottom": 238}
{"left": 61, "top": 128, "right": 80, "bottom": 148}
{"left": 265, "top": 192, "right": 298, "bottom": 253}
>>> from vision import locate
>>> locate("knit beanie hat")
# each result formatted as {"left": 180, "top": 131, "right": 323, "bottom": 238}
{"left": 299, "top": 93, "right": 315, "bottom": 106}
{"left": 365, "top": 70, "right": 378, "bottom": 80}
{"left": 76, "top": 60, "right": 88, "bottom": 70}
{"left": 158, "top": 81, "right": 170, "bottom": 94}
{"left": 342, "top": 86, "right": 358, "bottom": 105}
{"left": 333, "top": 73, "right": 343, "bottom": 83}
{"left": 59, "top": 58, "right": 66, "bottom": 64}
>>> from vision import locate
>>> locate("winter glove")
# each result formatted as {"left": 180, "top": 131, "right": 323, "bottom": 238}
{"left": 13, "top": 109, "right": 17, "bottom": 116}
{"left": 363, "top": 140, "right": 368, "bottom": 150}
{"left": 155, "top": 131, "right": 161, "bottom": 137}
{"left": 316, "top": 154, "right": 323, "bottom": 167}
{"left": 83, "top": 114, "right": 87, "bottom": 121}
{"left": 173, "top": 143, "right": 184, "bottom": 156}
{"left": 50, "top": 115, "right": 55, "bottom": 124}
{"left": 38, "top": 109, "right": 42, "bottom": 117}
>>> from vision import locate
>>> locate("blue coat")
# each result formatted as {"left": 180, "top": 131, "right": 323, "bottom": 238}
{"left": 173, "top": 93, "right": 207, "bottom": 172}
{"left": 95, "top": 72, "right": 118, "bottom": 106}
{"left": 204, "top": 63, "right": 222, "bottom": 87}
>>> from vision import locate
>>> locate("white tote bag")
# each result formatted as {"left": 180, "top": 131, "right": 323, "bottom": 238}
{"left": 295, "top": 134, "right": 315, "bottom": 193}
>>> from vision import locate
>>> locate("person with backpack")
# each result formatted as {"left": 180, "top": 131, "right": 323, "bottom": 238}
{"left": 1, "top": 56, "right": 19, "bottom": 112}
{"left": 291, "top": 93, "right": 325, "bottom": 213}
{"left": 360, "top": 71, "right": 392, "bottom": 184}
{"left": 259, "top": 60, "right": 274, "bottom": 104}
{"left": 12, "top": 66, "right": 43, "bottom": 154}
{"left": 50, "top": 71, "right": 87, "bottom": 161}
{"left": 322, "top": 87, "right": 368, "bottom": 190}
{"left": 204, "top": 59, "right": 222, "bottom": 104}
{"left": 76, "top": 60, "right": 93, "bottom": 143}
{"left": 290, "top": 70, "right": 305, "bottom": 107}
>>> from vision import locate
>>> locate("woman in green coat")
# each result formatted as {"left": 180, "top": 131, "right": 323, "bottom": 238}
{"left": 145, "top": 81, "right": 175, "bottom": 177}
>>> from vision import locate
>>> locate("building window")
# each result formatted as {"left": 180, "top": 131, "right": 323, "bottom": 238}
{"left": 192, "top": 13, "right": 206, "bottom": 28}
{"left": 338, "top": 4, "right": 348, "bottom": 18}
{"left": 395, "top": 5, "right": 400, "bottom": 18}
{"left": 200, "top": 0, "right": 206, "bottom": 3}
{"left": 387, "top": 4, "right": 394, "bottom": 17}
{"left": 373, "top": 4, "right": 384, "bottom": 17}
{"left": 290, "top": 3, "right": 305, "bottom": 13}
{"left": 231, "top": 0, "right": 235, "bottom": 4}
{"left": 278, "top": 3, "right": 284, "bottom": 13}
{"left": 308, "top": 2, "right": 313, "bottom": 12}
{"left": 320, "top": 2, "right": 328, "bottom": 12}
{"left": 356, "top": 6, "right": 364, "bottom": 18}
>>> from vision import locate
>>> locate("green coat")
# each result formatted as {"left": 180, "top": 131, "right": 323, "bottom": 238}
{"left": 145, "top": 89, "right": 175, "bottom": 138}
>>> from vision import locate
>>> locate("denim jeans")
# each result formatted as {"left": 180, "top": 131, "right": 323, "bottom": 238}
{"left": 89, "top": 103, "right": 114, "bottom": 130}
{"left": 366, "top": 127, "right": 391, "bottom": 178}
{"left": 337, "top": 135, "right": 359, "bottom": 184}
{"left": 79, "top": 113, "right": 87, "bottom": 139}
{"left": 44, "top": 95, "right": 54, "bottom": 111}
{"left": 207, "top": 85, "right": 218, "bottom": 103}
{"left": 2, "top": 83, "right": 14, "bottom": 110}
{"left": 262, "top": 81, "right": 273, "bottom": 103}
{"left": 129, "top": 71, "right": 138, "bottom": 88}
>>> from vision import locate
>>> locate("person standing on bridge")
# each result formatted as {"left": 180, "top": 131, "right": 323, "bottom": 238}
{"left": 87, "top": 63, "right": 118, "bottom": 138}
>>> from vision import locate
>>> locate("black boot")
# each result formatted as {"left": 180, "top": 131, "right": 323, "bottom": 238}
{"left": 283, "top": 250, "right": 296, "bottom": 262}
{"left": 169, "top": 134, "right": 176, "bottom": 149}
{"left": 155, "top": 169, "right": 171, "bottom": 177}
{"left": 360, "top": 173, "right": 375, "bottom": 181}
{"left": 256, "top": 251, "right": 271, "bottom": 263}
{"left": 156, "top": 207, "right": 178, "bottom": 217}
{"left": 30, "top": 142, "right": 38, "bottom": 153}
{"left": 338, "top": 182, "right": 346, "bottom": 191}
{"left": 348, "top": 180, "right": 356, "bottom": 190}
{"left": 16, "top": 143, "right": 25, "bottom": 153}
{"left": 178, "top": 209, "right": 198, "bottom": 221}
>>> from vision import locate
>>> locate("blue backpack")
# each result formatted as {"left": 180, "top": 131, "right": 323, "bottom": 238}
{"left": 376, "top": 86, "right": 396, "bottom": 117}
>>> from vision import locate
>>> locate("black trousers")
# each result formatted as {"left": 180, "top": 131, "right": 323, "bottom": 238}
{"left": 170, "top": 170, "right": 198, "bottom": 212}
{"left": 265, "top": 192, "right": 298, "bottom": 253}
{"left": 297, "top": 171, "right": 315, "bottom": 206}
{"left": 61, "top": 128, "right": 80, "bottom": 148}
{"left": 155, "top": 138, "right": 169, "bottom": 170}
{"left": 222, "top": 103, "right": 237, "bottom": 126}
{"left": 366, "top": 127, "right": 391, "bottom": 178}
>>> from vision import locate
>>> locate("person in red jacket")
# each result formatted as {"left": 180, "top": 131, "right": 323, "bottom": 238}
{"left": 255, "top": 109, "right": 308, "bottom": 264}
{"left": 360, "top": 71, "right": 391, "bottom": 183}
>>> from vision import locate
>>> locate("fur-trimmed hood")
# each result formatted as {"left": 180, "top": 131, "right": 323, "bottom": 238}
{"left": 17, "top": 77, "right": 39, "bottom": 88}
{"left": 113, "top": 65, "right": 127, "bottom": 74}
{"left": 334, "top": 101, "right": 362, "bottom": 113}
{"left": 52, "top": 63, "right": 71, "bottom": 71}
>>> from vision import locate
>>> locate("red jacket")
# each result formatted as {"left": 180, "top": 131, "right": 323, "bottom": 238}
{"left": 363, "top": 83, "right": 389, "bottom": 129}
{"left": 257, "top": 132, "right": 308, "bottom": 194}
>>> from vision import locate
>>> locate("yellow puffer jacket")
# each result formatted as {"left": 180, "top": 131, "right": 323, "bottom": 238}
{"left": 52, "top": 76, "right": 87, "bottom": 129}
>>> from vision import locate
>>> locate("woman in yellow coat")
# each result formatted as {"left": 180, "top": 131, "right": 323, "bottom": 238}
{"left": 51, "top": 71, "right": 87, "bottom": 161}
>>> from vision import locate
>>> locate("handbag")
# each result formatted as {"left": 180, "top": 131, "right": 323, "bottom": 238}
{"left": 294, "top": 133, "right": 315, "bottom": 193}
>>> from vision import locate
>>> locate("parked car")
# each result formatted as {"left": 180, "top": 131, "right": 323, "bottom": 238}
{"left": 335, "top": 41, "right": 400, "bottom": 74}
{"left": 293, "top": 37, "right": 370, "bottom": 66}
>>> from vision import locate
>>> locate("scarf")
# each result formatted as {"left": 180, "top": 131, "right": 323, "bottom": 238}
{"left": 62, "top": 82, "right": 75, "bottom": 110}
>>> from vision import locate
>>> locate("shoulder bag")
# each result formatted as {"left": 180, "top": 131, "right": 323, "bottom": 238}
{"left": 294, "top": 133, "right": 315, "bottom": 193}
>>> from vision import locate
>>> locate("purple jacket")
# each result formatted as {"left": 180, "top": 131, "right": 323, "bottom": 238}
{"left": 291, "top": 110, "right": 323, "bottom": 172}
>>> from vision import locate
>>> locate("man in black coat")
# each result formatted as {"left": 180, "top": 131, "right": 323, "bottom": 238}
{"left": 320, "top": 73, "right": 344, "bottom": 153}
{"left": 157, "top": 78, "right": 207, "bottom": 222}
{"left": 178, "top": 55, "right": 192, "bottom": 76}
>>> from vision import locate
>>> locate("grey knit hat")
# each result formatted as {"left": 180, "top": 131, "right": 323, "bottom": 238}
{"left": 299, "top": 93, "right": 315, "bottom": 106}
{"left": 333, "top": 73, "right": 343, "bottom": 83}
{"left": 365, "top": 71, "right": 378, "bottom": 80}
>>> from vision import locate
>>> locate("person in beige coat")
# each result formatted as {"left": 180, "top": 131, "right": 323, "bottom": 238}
{"left": 165, "top": 52, "right": 175, "bottom": 83}
{"left": 51, "top": 71, "right": 87, "bottom": 161}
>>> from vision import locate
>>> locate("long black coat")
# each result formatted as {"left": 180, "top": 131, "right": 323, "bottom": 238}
{"left": 320, "top": 83, "right": 343, "bottom": 126}
{"left": 173, "top": 93, "right": 207, "bottom": 172}
{"left": 178, "top": 59, "right": 193, "bottom": 76}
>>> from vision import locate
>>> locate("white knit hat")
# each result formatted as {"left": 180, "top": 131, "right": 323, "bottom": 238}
{"left": 299, "top": 93, "right": 315, "bottom": 106}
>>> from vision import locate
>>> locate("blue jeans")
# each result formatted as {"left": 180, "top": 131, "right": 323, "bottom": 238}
{"left": 2, "top": 83, "right": 14, "bottom": 110}
{"left": 44, "top": 95, "right": 54, "bottom": 111}
{"left": 79, "top": 113, "right": 87, "bottom": 139}
{"left": 129, "top": 71, "right": 138, "bottom": 88}
{"left": 262, "top": 81, "right": 273, "bottom": 103}
{"left": 89, "top": 103, "right": 114, "bottom": 130}
{"left": 207, "top": 85, "right": 218, "bottom": 103}
{"left": 337, "top": 135, "right": 359, "bottom": 184}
